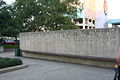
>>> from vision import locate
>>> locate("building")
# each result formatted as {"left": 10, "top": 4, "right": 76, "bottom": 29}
{"left": 74, "top": 0, "right": 108, "bottom": 29}
{"left": 107, "top": 19, "right": 120, "bottom": 28}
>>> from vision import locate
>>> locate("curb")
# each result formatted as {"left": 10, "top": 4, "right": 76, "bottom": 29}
{"left": 0, "top": 64, "right": 28, "bottom": 74}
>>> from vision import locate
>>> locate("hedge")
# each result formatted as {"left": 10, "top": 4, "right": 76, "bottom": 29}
{"left": 0, "top": 57, "right": 23, "bottom": 69}
{"left": 3, "top": 45, "right": 19, "bottom": 49}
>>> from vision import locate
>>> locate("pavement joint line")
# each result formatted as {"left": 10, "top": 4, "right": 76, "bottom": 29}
{"left": 0, "top": 64, "right": 28, "bottom": 74}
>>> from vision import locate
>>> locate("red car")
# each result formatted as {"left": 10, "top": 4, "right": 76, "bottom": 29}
{"left": 5, "top": 40, "right": 17, "bottom": 45}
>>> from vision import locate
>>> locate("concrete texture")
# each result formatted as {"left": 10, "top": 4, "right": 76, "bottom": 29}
{"left": 0, "top": 46, "right": 4, "bottom": 52}
{"left": 20, "top": 28, "right": 120, "bottom": 67}
{"left": 0, "top": 51, "right": 115, "bottom": 80}
{"left": 0, "top": 65, "right": 28, "bottom": 74}
{"left": 20, "top": 28, "right": 120, "bottom": 59}
{"left": 22, "top": 52, "right": 116, "bottom": 68}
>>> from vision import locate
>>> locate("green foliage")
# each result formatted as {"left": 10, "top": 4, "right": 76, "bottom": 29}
{"left": 13, "top": 0, "right": 80, "bottom": 31}
{"left": 3, "top": 45, "right": 19, "bottom": 49}
{"left": 0, "top": 57, "right": 22, "bottom": 69}
{"left": 0, "top": 0, "right": 20, "bottom": 37}
{"left": 0, "top": 44, "right": 2, "bottom": 46}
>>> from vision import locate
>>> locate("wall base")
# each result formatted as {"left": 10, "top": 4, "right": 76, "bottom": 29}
{"left": 22, "top": 51, "right": 116, "bottom": 68}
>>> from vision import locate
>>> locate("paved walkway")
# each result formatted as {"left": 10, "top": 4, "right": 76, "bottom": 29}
{"left": 0, "top": 51, "right": 115, "bottom": 80}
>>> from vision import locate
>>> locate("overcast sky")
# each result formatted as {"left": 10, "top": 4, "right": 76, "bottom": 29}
{"left": 3, "top": 0, "right": 120, "bottom": 20}
{"left": 107, "top": 0, "right": 120, "bottom": 19}
{"left": 3, "top": 0, "right": 15, "bottom": 5}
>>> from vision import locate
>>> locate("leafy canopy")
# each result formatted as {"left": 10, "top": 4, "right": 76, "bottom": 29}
{"left": 0, "top": 0, "right": 19, "bottom": 37}
{"left": 13, "top": 0, "right": 80, "bottom": 31}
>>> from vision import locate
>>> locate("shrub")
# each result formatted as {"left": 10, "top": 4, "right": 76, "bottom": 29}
{"left": 0, "top": 57, "right": 23, "bottom": 69}
{"left": 3, "top": 45, "right": 19, "bottom": 49}
{"left": 1, "top": 57, "right": 11, "bottom": 61}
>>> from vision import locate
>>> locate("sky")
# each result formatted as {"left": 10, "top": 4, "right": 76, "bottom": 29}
{"left": 107, "top": 0, "right": 120, "bottom": 19}
{"left": 3, "top": 0, "right": 15, "bottom": 5}
{"left": 3, "top": 0, "right": 120, "bottom": 20}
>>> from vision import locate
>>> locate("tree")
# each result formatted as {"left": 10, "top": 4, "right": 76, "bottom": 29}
{"left": 13, "top": 0, "right": 80, "bottom": 32}
{"left": 0, "top": 0, "right": 20, "bottom": 43}
{"left": 0, "top": 0, "right": 19, "bottom": 37}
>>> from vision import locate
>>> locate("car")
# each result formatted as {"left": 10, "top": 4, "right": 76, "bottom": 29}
{"left": 4, "top": 40, "right": 17, "bottom": 45}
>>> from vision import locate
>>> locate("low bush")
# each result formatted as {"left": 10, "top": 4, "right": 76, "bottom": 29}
{"left": 3, "top": 45, "right": 19, "bottom": 49}
{"left": 0, "top": 57, "right": 22, "bottom": 69}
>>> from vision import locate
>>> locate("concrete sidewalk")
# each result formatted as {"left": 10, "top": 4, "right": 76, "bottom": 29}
{"left": 0, "top": 51, "right": 114, "bottom": 80}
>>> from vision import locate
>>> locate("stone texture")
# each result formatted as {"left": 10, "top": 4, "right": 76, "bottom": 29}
{"left": 22, "top": 52, "right": 116, "bottom": 68}
{"left": 0, "top": 65, "right": 28, "bottom": 74}
{"left": 20, "top": 28, "right": 120, "bottom": 67}
{"left": 20, "top": 28, "right": 120, "bottom": 59}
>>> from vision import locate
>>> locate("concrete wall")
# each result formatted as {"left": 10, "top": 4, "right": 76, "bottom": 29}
{"left": 20, "top": 28, "right": 120, "bottom": 59}
{"left": 0, "top": 46, "right": 4, "bottom": 53}
{"left": 20, "top": 28, "right": 120, "bottom": 68}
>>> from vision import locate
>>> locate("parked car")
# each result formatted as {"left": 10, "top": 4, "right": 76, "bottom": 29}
{"left": 4, "top": 40, "right": 17, "bottom": 45}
